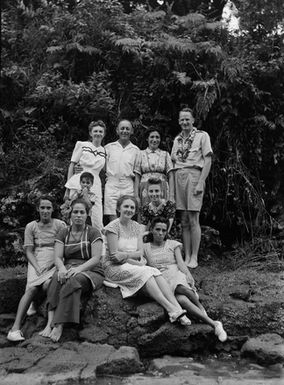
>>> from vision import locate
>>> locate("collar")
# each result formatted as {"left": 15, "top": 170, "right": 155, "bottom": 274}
{"left": 146, "top": 147, "right": 161, "bottom": 154}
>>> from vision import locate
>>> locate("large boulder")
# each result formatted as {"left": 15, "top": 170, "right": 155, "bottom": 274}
{"left": 241, "top": 334, "right": 284, "bottom": 365}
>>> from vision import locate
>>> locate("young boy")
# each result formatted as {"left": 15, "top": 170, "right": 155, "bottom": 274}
{"left": 61, "top": 172, "right": 96, "bottom": 226}
{"left": 171, "top": 108, "right": 213, "bottom": 268}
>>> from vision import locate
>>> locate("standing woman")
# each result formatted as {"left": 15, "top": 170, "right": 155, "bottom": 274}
{"left": 7, "top": 196, "right": 65, "bottom": 342}
{"left": 64, "top": 120, "right": 106, "bottom": 230}
{"left": 134, "top": 127, "right": 175, "bottom": 206}
{"left": 103, "top": 195, "right": 191, "bottom": 325}
{"left": 43, "top": 199, "right": 104, "bottom": 342}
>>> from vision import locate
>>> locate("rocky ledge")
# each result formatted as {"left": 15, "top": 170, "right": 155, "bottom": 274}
{"left": 0, "top": 261, "right": 283, "bottom": 384}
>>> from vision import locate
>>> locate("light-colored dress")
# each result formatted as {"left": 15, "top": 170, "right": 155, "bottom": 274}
{"left": 24, "top": 219, "right": 66, "bottom": 289}
{"left": 65, "top": 141, "right": 106, "bottom": 229}
{"left": 103, "top": 219, "right": 161, "bottom": 298}
{"left": 143, "top": 240, "right": 197, "bottom": 294}
{"left": 134, "top": 148, "right": 173, "bottom": 205}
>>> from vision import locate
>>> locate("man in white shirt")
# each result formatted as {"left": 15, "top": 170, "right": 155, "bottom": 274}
{"left": 104, "top": 120, "right": 139, "bottom": 221}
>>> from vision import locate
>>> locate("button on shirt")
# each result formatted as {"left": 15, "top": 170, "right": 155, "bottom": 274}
{"left": 171, "top": 130, "right": 213, "bottom": 170}
{"left": 105, "top": 141, "right": 139, "bottom": 179}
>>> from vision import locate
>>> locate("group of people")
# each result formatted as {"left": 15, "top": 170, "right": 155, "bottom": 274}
{"left": 7, "top": 108, "right": 227, "bottom": 344}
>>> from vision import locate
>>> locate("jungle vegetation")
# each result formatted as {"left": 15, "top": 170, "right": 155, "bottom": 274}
{"left": 1, "top": 0, "right": 283, "bottom": 257}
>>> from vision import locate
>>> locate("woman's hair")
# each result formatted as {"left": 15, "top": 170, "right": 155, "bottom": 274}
{"left": 147, "top": 177, "right": 162, "bottom": 187}
{"left": 148, "top": 216, "right": 170, "bottom": 242}
{"left": 71, "top": 198, "right": 90, "bottom": 215}
{"left": 116, "top": 195, "right": 138, "bottom": 214}
{"left": 36, "top": 195, "right": 54, "bottom": 208}
{"left": 88, "top": 120, "right": 106, "bottom": 135}
{"left": 145, "top": 126, "right": 161, "bottom": 140}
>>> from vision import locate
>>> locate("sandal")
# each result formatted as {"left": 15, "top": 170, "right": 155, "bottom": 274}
{"left": 168, "top": 309, "right": 187, "bottom": 323}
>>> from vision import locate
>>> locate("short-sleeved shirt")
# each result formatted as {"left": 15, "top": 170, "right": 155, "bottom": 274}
{"left": 70, "top": 141, "right": 106, "bottom": 172}
{"left": 105, "top": 141, "right": 139, "bottom": 179}
{"left": 55, "top": 225, "right": 104, "bottom": 275}
{"left": 140, "top": 200, "right": 176, "bottom": 226}
{"left": 24, "top": 219, "right": 66, "bottom": 249}
{"left": 171, "top": 130, "right": 213, "bottom": 170}
{"left": 134, "top": 148, "right": 173, "bottom": 177}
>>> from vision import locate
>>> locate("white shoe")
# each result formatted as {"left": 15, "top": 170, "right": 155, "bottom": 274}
{"left": 27, "top": 302, "right": 37, "bottom": 316}
{"left": 179, "top": 315, "right": 192, "bottom": 326}
{"left": 214, "top": 321, "right": 227, "bottom": 342}
{"left": 7, "top": 329, "right": 25, "bottom": 342}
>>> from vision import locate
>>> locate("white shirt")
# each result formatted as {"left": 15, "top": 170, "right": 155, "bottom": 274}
{"left": 105, "top": 141, "right": 139, "bottom": 179}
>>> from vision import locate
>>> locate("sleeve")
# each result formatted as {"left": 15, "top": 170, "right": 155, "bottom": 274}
{"left": 88, "top": 227, "right": 103, "bottom": 244}
{"left": 164, "top": 151, "right": 173, "bottom": 174}
{"left": 104, "top": 220, "right": 119, "bottom": 235}
{"left": 165, "top": 201, "right": 176, "bottom": 219}
{"left": 70, "top": 141, "right": 83, "bottom": 163}
{"left": 104, "top": 143, "right": 111, "bottom": 161}
{"left": 134, "top": 151, "right": 142, "bottom": 175}
{"left": 24, "top": 222, "right": 35, "bottom": 248}
{"left": 201, "top": 132, "right": 213, "bottom": 157}
{"left": 55, "top": 227, "right": 68, "bottom": 244}
{"left": 171, "top": 137, "right": 179, "bottom": 162}
{"left": 140, "top": 205, "right": 149, "bottom": 225}
{"left": 169, "top": 240, "right": 182, "bottom": 252}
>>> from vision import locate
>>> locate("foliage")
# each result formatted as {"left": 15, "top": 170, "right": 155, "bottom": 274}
{"left": 1, "top": 0, "right": 284, "bottom": 251}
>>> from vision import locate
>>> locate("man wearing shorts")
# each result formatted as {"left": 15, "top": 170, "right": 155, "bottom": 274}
{"left": 104, "top": 119, "right": 139, "bottom": 221}
{"left": 171, "top": 108, "right": 212, "bottom": 268}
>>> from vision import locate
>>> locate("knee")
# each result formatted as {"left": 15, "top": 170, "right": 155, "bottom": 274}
{"left": 180, "top": 212, "right": 190, "bottom": 229}
{"left": 175, "top": 294, "right": 188, "bottom": 306}
{"left": 188, "top": 212, "right": 199, "bottom": 227}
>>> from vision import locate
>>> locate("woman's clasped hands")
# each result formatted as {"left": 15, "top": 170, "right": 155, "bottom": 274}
{"left": 57, "top": 266, "right": 82, "bottom": 283}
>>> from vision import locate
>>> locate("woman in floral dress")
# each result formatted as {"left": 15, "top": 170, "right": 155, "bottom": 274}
{"left": 103, "top": 195, "right": 191, "bottom": 325}
{"left": 140, "top": 178, "right": 175, "bottom": 234}
{"left": 134, "top": 128, "right": 175, "bottom": 206}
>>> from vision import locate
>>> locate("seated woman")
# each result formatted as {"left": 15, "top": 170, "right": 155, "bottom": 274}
{"left": 140, "top": 178, "right": 175, "bottom": 234}
{"left": 42, "top": 198, "right": 104, "bottom": 342}
{"left": 103, "top": 195, "right": 191, "bottom": 325}
{"left": 143, "top": 217, "right": 228, "bottom": 342}
{"left": 7, "top": 196, "right": 65, "bottom": 342}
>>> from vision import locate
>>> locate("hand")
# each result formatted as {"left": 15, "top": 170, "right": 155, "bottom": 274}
{"left": 57, "top": 267, "right": 68, "bottom": 284}
{"left": 186, "top": 272, "right": 195, "bottom": 286}
{"left": 74, "top": 163, "right": 83, "bottom": 174}
{"left": 109, "top": 254, "right": 127, "bottom": 264}
{"left": 169, "top": 195, "right": 175, "bottom": 203}
{"left": 194, "top": 181, "right": 204, "bottom": 195}
{"left": 66, "top": 266, "right": 82, "bottom": 278}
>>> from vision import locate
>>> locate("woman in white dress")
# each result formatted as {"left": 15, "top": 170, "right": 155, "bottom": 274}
{"left": 103, "top": 195, "right": 191, "bottom": 325}
{"left": 64, "top": 120, "right": 106, "bottom": 230}
{"left": 144, "top": 216, "right": 227, "bottom": 342}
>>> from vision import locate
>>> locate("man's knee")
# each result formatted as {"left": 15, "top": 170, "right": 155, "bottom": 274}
{"left": 180, "top": 211, "right": 190, "bottom": 229}
{"left": 188, "top": 211, "right": 200, "bottom": 227}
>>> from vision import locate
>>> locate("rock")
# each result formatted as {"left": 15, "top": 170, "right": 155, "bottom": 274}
{"left": 96, "top": 346, "right": 144, "bottom": 375}
{"left": 241, "top": 333, "right": 284, "bottom": 365}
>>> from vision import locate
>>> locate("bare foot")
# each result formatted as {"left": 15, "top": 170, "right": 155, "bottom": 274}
{"left": 49, "top": 325, "right": 63, "bottom": 342}
{"left": 39, "top": 325, "right": 52, "bottom": 338}
{"left": 187, "top": 257, "right": 198, "bottom": 269}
